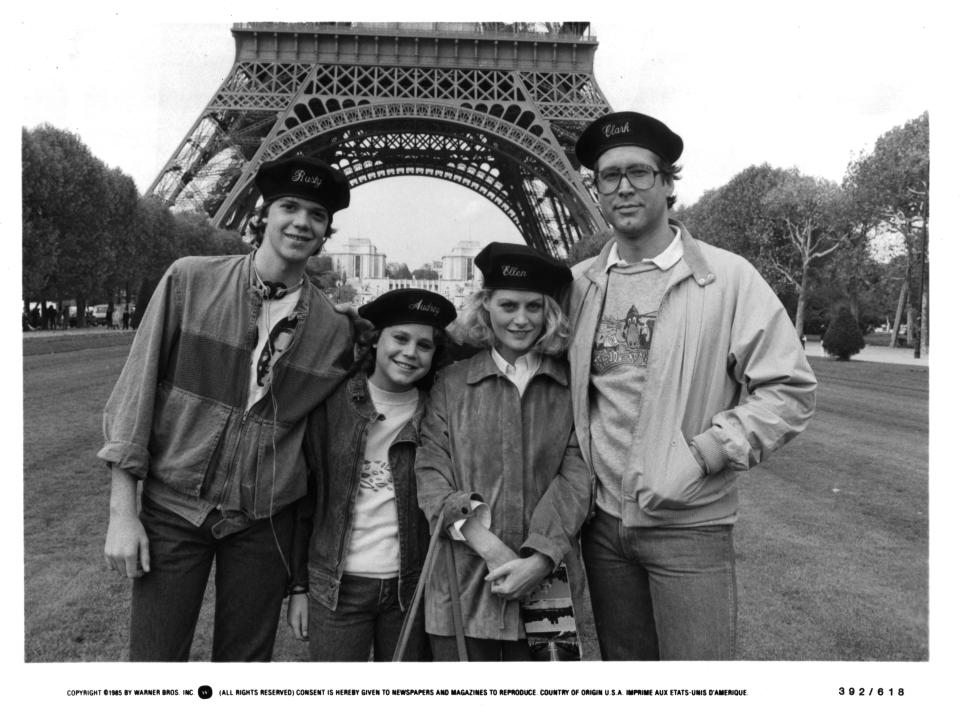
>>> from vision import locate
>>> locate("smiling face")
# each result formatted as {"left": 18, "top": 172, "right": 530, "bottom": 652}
{"left": 483, "top": 289, "right": 545, "bottom": 364}
{"left": 369, "top": 323, "right": 437, "bottom": 393}
{"left": 596, "top": 145, "right": 673, "bottom": 243}
{"left": 259, "top": 196, "right": 330, "bottom": 273}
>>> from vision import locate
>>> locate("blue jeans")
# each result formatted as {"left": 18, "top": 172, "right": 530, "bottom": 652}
{"left": 129, "top": 496, "right": 294, "bottom": 661}
{"left": 308, "top": 574, "right": 426, "bottom": 661}
{"left": 581, "top": 509, "right": 737, "bottom": 660}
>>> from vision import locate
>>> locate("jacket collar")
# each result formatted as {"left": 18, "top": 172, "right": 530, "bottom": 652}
{"left": 346, "top": 370, "right": 428, "bottom": 441}
{"left": 583, "top": 219, "right": 716, "bottom": 288}
{"left": 244, "top": 250, "right": 313, "bottom": 316}
{"left": 465, "top": 348, "right": 569, "bottom": 387}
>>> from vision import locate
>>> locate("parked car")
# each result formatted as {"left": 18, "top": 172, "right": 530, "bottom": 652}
{"left": 90, "top": 304, "right": 109, "bottom": 326}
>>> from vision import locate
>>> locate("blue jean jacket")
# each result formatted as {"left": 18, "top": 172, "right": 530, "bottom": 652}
{"left": 293, "top": 372, "right": 430, "bottom": 612}
{"left": 98, "top": 253, "right": 354, "bottom": 523}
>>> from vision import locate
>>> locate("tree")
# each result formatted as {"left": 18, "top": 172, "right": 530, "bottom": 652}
{"left": 413, "top": 265, "right": 439, "bottom": 281}
{"left": 822, "top": 307, "right": 865, "bottom": 361}
{"left": 679, "top": 164, "right": 852, "bottom": 335}
{"left": 22, "top": 125, "right": 114, "bottom": 325}
{"left": 306, "top": 254, "right": 339, "bottom": 291}
{"left": 21, "top": 128, "right": 59, "bottom": 313}
{"left": 758, "top": 171, "right": 848, "bottom": 337}
{"left": 679, "top": 164, "right": 793, "bottom": 281}
{"left": 100, "top": 167, "right": 141, "bottom": 307}
{"left": 386, "top": 262, "right": 412, "bottom": 280}
{"left": 844, "top": 113, "right": 928, "bottom": 351}
{"left": 566, "top": 230, "right": 608, "bottom": 265}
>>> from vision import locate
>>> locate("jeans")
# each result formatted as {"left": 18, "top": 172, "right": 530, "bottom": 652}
{"left": 429, "top": 635, "right": 532, "bottom": 662}
{"left": 308, "top": 574, "right": 425, "bottom": 661}
{"left": 581, "top": 509, "right": 737, "bottom": 660}
{"left": 129, "top": 496, "right": 294, "bottom": 662}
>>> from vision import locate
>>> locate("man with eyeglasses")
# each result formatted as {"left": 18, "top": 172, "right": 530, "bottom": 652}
{"left": 565, "top": 112, "right": 817, "bottom": 660}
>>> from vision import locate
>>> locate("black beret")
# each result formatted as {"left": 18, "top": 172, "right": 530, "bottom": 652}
{"left": 254, "top": 155, "right": 351, "bottom": 213}
{"left": 575, "top": 111, "right": 683, "bottom": 167}
{"left": 358, "top": 289, "right": 457, "bottom": 331}
{"left": 474, "top": 242, "right": 572, "bottom": 296}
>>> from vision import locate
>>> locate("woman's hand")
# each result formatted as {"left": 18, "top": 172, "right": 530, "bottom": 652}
{"left": 484, "top": 553, "right": 552, "bottom": 600}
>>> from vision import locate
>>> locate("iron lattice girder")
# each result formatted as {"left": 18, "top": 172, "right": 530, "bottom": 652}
{"left": 337, "top": 127, "right": 526, "bottom": 229}
{"left": 211, "top": 61, "right": 609, "bottom": 121}
{"left": 264, "top": 102, "right": 574, "bottom": 190}
{"left": 150, "top": 23, "right": 612, "bottom": 255}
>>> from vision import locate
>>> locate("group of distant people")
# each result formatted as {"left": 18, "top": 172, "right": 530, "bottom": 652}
{"left": 104, "top": 304, "right": 133, "bottom": 330}
{"left": 23, "top": 304, "right": 133, "bottom": 331}
{"left": 101, "top": 110, "right": 816, "bottom": 662}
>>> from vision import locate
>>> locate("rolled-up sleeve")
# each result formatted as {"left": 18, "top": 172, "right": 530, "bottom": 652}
{"left": 97, "top": 263, "right": 181, "bottom": 479}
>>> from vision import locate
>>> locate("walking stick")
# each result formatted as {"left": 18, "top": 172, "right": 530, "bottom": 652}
{"left": 392, "top": 515, "right": 444, "bottom": 662}
{"left": 445, "top": 537, "right": 469, "bottom": 661}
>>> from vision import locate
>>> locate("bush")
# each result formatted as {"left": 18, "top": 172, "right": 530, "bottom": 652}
{"left": 822, "top": 307, "right": 865, "bottom": 361}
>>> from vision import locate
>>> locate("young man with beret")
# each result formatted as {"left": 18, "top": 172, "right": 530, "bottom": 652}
{"left": 100, "top": 155, "right": 355, "bottom": 661}
{"left": 567, "top": 112, "right": 817, "bottom": 659}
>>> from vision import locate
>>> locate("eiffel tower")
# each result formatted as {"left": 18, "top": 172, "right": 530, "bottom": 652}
{"left": 149, "top": 22, "right": 613, "bottom": 258}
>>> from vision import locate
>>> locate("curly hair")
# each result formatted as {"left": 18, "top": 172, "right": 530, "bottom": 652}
{"left": 452, "top": 288, "right": 569, "bottom": 357}
{"left": 243, "top": 199, "right": 335, "bottom": 253}
{"left": 350, "top": 324, "right": 450, "bottom": 392}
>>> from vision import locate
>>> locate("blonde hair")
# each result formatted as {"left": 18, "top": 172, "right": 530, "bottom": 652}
{"left": 453, "top": 288, "right": 570, "bottom": 356}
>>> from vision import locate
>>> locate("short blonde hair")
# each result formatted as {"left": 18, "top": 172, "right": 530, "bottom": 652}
{"left": 453, "top": 289, "right": 570, "bottom": 356}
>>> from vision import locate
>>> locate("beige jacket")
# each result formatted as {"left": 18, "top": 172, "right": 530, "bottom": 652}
{"left": 567, "top": 221, "right": 817, "bottom": 527}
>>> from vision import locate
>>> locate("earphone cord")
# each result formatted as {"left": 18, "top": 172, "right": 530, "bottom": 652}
{"left": 263, "top": 300, "right": 291, "bottom": 580}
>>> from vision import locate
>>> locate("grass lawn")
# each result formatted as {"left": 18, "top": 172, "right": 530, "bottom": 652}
{"left": 22, "top": 336, "right": 928, "bottom": 661}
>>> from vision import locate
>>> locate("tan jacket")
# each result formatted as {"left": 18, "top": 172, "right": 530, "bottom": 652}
{"left": 567, "top": 221, "right": 817, "bottom": 527}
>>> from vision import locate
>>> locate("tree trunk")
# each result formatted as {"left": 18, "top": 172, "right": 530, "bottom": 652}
{"left": 920, "top": 288, "right": 929, "bottom": 357}
{"left": 916, "top": 210, "right": 929, "bottom": 359}
{"left": 795, "top": 264, "right": 810, "bottom": 339}
{"left": 889, "top": 280, "right": 908, "bottom": 348}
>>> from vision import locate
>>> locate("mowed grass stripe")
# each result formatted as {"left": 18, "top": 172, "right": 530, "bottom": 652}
{"left": 22, "top": 339, "right": 927, "bottom": 661}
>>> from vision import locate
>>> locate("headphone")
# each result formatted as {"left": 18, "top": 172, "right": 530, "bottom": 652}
{"left": 253, "top": 269, "right": 303, "bottom": 300}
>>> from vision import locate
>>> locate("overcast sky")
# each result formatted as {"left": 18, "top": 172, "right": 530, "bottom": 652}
{"left": 16, "top": 1, "right": 941, "bottom": 268}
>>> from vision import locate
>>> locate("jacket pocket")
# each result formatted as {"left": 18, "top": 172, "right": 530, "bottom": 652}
{"left": 637, "top": 430, "right": 732, "bottom": 511}
{"left": 244, "top": 417, "right": 308, "bottom": 517}
{"left": 308, "top": 569, "right": 339, "bottom": 610}
{"left": 148, "top": 383, "right": 231, "bottom": 496}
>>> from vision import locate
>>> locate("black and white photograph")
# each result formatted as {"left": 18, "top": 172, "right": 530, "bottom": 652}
{"left": 11, "top": 0, "right": 955, "bottom": 707}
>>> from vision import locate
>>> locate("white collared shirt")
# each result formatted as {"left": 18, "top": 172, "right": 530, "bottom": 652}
{"left": 605, "top": 226, "right": 683, "bottom": 273}
{"left": 490, "top": 347, "right": 542, "bottom": 398}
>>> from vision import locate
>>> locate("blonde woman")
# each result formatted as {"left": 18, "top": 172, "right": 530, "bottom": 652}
{"left": 415, "top": 242, "right": 593, "bottom": 661}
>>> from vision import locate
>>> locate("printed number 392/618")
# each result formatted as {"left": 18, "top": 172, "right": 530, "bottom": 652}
{"left": 839, "top": 688, "right": 904, "bottom": 696}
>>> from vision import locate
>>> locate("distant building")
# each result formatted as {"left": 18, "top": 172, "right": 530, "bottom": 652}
{"left": 324, "top": 237, "right": 387, "bottom": 280}
{"left": 328, "top": 238, "right": 486, "bottom": 310}
{"left": 441, "top": 240, "right": 483, "bottom": 282}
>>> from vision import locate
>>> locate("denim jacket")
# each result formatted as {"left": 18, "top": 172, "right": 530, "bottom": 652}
{"left": 293, "top": 372, "right": 430, "bottom": 612}
{"left": 414, "top": 351, "right": 596, "bottom": 653}
{"left": 98, "top": 253, "right": 354, "bottom": 523}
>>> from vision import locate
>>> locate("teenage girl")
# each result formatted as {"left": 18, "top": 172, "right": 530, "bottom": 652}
{"left": 287, "top": 288, "right": 456, "bottom": 661}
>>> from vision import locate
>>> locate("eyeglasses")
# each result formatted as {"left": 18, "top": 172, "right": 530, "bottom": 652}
{"left": 594, "top": 165, "right": 661, "bottom": 195}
